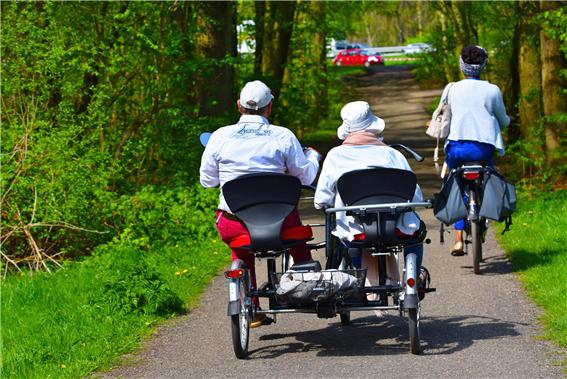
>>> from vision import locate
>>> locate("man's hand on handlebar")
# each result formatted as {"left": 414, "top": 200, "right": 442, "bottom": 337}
{"left": 303, "top": 147, "right": 321, "bottom": 162}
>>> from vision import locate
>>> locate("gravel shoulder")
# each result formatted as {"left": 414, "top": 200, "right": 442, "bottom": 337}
{"left": 101, "top": 65, "right": 564, "bottom": 379}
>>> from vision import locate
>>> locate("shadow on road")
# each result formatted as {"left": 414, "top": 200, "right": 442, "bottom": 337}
{"left": 249, "top": 313, "right": 521, "bottom": 359}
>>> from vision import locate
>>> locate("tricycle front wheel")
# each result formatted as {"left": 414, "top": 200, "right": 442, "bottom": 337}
{"left": 408, "top": 307, "right": 421, "bottom": 355}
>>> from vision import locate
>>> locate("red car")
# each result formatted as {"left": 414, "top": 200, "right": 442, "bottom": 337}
{"left": 333, "top": 48, "right": 384, "bottom": 67}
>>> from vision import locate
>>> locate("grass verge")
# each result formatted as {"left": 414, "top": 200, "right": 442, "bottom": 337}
{"left": 2, "top": 240, "right": 230, "bottom": 379}
{"left": 497, "top": 189, "right": 567, "bottom": 368}
{"left": 1, "top": 187, "right": 231, "bottom": 379}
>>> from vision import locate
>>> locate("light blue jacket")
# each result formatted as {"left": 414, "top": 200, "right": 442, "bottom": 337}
{"left": 443, "top": 79, "right": 510, "bottom": 156}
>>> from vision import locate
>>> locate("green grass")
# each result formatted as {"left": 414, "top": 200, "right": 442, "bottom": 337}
{"left": 383, "top": 55, "right": 419, "bottom": 66}
{"left": 1, "top": 219, "right": 230, "bottom": 379}
{"left": 498, "top": 189, "right": 567, "bottom": 367}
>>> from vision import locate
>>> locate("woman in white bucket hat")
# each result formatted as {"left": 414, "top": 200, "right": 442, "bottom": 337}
{"left": 315, "top": 101, "right": 427, "bottom": 301}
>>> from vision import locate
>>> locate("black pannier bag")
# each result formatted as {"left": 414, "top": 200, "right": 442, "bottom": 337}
{"left": 479, "top": 168, "right": 516, "bottom": 222}
{"left": 433, "top": 170, "right": 468, "bottom": 225}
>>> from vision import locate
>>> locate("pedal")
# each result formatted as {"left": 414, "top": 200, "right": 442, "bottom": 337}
{"left": 425, "top": 288, "right": 436, "bottom": 293}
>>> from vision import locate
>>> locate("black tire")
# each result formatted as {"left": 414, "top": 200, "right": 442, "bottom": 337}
{"left": 340, "top": 311, "right": 351, "bottom": 325}
{"left": 281, "top": 251, "right": 290, "bottom": 272}
{"left": 480, "top": 217, "right": 487, "bottom": 262}
{"left": 471, "top": 220, "right": 482, "bottom": 275}
{"left": 230, "top": 279, "right": 250, "bottom": 359}
{"left": 408, "top": 308, "right": 421, "bottom": 354}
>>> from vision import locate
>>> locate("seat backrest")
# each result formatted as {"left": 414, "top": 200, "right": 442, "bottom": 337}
{"left": 222, "top": 173, "right": 301, "bottom": 251}
{"left": 337, "top": 168, "right": 417, "bottom": 246}
{"left": 337, "top": 167, "right": 416, "bottom": 205}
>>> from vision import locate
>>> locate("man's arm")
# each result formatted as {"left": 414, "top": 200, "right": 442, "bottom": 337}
{"left": 199, "top": 135, "right": 220, "bottom": 188}
{"left": 285, "top": 133, "right": 320, "bottom": 185}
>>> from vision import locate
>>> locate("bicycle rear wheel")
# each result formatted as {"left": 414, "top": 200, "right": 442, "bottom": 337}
{"left": 471, "top": 220, "right": 482, "bottom": 275}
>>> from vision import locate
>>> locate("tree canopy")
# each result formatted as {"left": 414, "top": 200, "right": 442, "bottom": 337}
{"left": 1, "top": 0, "right": 565, "bottom": 272}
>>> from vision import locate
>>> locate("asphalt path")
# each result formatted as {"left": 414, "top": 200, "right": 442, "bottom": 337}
{"left": 101, "top": 66, "right": 564, "bottom": 378}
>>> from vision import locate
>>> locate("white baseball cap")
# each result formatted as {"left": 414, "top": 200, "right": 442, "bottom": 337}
{"left": 239, "top": 80, "right": 274, "bottom": 110}
{"left": 337, "top": 101, "right": 385, "bottom": 140}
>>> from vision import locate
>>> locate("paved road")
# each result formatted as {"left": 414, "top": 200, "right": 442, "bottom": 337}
{"left": 101, "top": 66, "right": 564, "bottom": 379}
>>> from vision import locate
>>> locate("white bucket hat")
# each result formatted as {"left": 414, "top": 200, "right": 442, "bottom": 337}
{"left": 239, "top": 80, "right": 274, "bottom": 110}
{"left": 337, "top": 101, "right": 385, "bottom": 140}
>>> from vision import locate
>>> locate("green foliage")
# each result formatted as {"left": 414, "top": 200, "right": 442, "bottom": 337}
{"left": 1, "top": 176, "right": 228, "bottom": 377}
{"left": 276, "top": 1, "right": 328, "bottom": 136}
{"left": 1, "top": 2, "right": 227, "bottom": 265}
{"left": 1, "top": 224, "right": 230, "bottom": 378}
{"left": 498, "top": 190, "right": 567, "bottom": 362}
{"left": 108, "top": 184, "right": 220, "bottom": 250}
{"left": 89, "top": 245, "right": 184, "bottom": 316}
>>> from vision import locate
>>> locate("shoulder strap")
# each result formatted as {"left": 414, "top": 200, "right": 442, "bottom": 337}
{"left": 434, "top": 82, "right": 455, "bottom": 167}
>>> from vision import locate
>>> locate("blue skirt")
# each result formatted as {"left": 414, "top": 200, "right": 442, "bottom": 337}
{"left": 445, "top": 140, "right": 495, "bottom": 170}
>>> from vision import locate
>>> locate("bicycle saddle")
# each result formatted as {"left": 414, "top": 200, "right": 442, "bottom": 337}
{"left": 222, "top": 173, "right": 312, "bottom": 251}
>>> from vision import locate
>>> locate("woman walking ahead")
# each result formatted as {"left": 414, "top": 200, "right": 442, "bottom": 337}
{"left": 438, "top": 45, "right": 511, "bottom": 255}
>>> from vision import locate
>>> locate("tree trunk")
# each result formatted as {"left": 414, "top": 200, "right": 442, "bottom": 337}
{"left": 540, "top": 0, "right": 567, "bottom": 165}
{"left": 417, "top": 0, "right": 423, "bottom": 39}
{"left": 194, "top": 1, "right": 236, "bottom": 116}
{"left": 518, "top": 1, "right": 542, "bottom": 142}
{"left": 395, "top": 4, "right": 405, "bottom": 44}
{"left": 254, "top": 1, "right": 265, "bottom": 77}
{"left": 260, "top": 1, "right": 296, "bottom": 97}
{"left": 438, "top": 7, "right": 454, "bottom": 83}
{"left": 312, "top": 0, "right": 327, "bottom": 120}
{"left": 451, "top": 2, "right": 476, "bottom": 54}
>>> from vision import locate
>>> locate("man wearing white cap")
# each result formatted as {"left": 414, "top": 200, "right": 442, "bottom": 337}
{"left": 314, "top": 101, "right": 426, "bottom": 297}
{"left": 200, "top": 80, "right": 321, "bottom": 327}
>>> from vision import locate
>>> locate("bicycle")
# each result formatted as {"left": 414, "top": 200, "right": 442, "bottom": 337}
{"left": 452, "top": 163, "right": 488, "bottom": 275}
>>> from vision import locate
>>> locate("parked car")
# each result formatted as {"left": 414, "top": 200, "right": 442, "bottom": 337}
{"left": 333, "top": 48, "right": 384, "bottom": 67}
{"left": 347, "top": 42, "right": 369, "bottom": 49}
{"left": 403, "top": 43, "right": 433, "bottom": 54}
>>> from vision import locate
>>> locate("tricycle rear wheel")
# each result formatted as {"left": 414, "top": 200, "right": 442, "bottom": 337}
{"left": 230, "top": 279, "right": 250, "bottom": 359}
{"left": 339, "top": 311, "right": 351, "bottom": 325}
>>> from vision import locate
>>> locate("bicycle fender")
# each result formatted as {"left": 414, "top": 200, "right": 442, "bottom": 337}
{"left": 404, "top": 294, "right": 419, "bottom": 310}
{"left": 227, "top": 299, "right": 241, "bottom": 316}
{"left": 405, "top": 252, "right": 418, "bottom": 296}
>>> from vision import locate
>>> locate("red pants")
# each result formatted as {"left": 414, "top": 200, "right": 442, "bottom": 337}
{"left": 215, "top": 208, "right": 312, "bottom": 307}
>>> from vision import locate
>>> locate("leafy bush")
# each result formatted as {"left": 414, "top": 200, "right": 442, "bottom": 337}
{"left": 89, "top": 244, "right": 184, "bottom": 316}
{"left": 107, "top": 184, "right": 220, "bottom": 250}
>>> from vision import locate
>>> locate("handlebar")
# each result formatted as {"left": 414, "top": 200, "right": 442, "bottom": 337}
{"left": 389, "top": 144, "right": 424, "bottom": 162}
{"left": 325, "top": 201, "right": 432, "bottom": 214}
